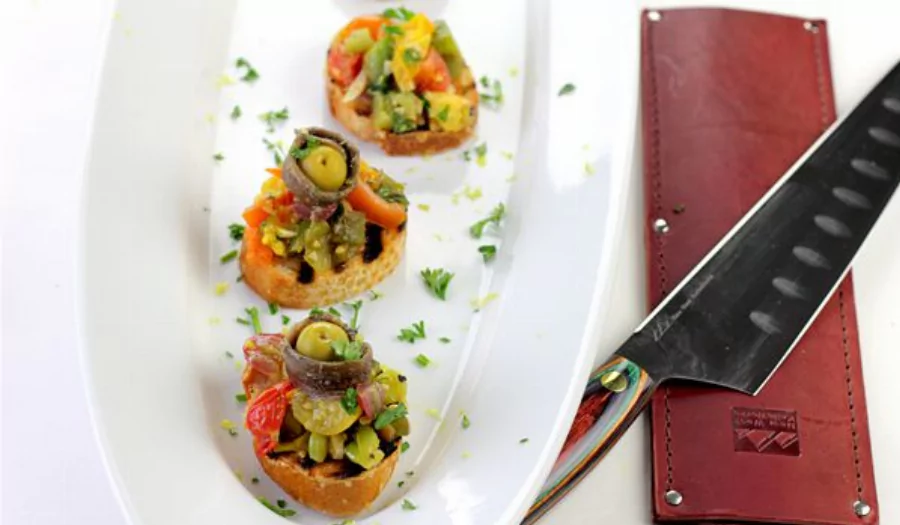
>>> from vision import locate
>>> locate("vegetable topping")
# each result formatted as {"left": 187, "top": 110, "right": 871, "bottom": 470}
{"left": 241, "top": 316, "right": 410, "bottom": 472}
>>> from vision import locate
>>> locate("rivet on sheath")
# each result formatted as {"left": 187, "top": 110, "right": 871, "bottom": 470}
{"left": 853, "top": 500, "right": 872, "bottom": 517}
{"left": 803, "top": 20, "right": 819, "bottom": 33}
{"left": 653, "top": 218, "right": 670, "bottom": 234}
{"left": 600, "top": 371, "right": 628, "bottom": 393}
{"left": 647, "top": 10, "right": 662, "bottom": 22}
{"left": 665, "top": 490, "right": 683, "bottom": 506}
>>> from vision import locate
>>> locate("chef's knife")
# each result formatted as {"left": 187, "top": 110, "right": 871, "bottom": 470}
{"left": 524, "top": 61, "right": 900, "bottom": 524}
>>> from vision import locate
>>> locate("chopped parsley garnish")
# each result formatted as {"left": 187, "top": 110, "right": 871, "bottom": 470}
{"left": 474, "top": 142, "right": 488, "bottom": 167}
{"left": 479, "top": 76, "right": 504, "bottom": 107}
{"left": 376, "top": 183, "right": 410, "bottom": 206}
{"left": 403, "top": 48, "right": 422, "bottom": 65}
{"left": 417, "top": 203, "right": 430, "bottom": 211}
{"left": 258, "top": 107, "right": 289, "bottom": 133}
{"left": 519, "top": 437, "right": 530, "bottom": 444}
{"left": 439, "top": 337, "right": 451, "bottom": 344}
{"left": 383, "top": 7, "right": 416, "bottom": 20}
{"left": 225, "top": 351, "right": 234, "bottom": 359}
{"left": 281, "top": 314, "right": 291, "bottom": 326}
{"left": 328, "top": 306, "right": 343, "bottom": 318}
{"left": 461, "top": 412, "right": 471, "bottom": 429}
{"left": 220, "top": 249, "right": 238, "bottom": 263}
{"left": 228, "top": 223, "right": 245, "bottom": 242}
{"left": 289, "top": 136, "right": 320, "bottom": 161}
{"left": 267, "top": 302, "right": 278, "bottom": 315}
{"left": 236, "top": 274, "right": 244, "bottom": 282}
{"left": 584, "top": 161, "right": 595, "bottom": 176}
{"left": 420, "top": 268, "right": 454, "bottom": 300}
{"left": 470, "top": 203, "right": 506, "bottom": 239}
{"left": 478, "top": 244, "right": 497, "bottom": 262}
{"left": 558, "top": 83, "right": 576, "bottom": 96}
{"left": 245, "top": 306, "right": 262, "bottom": 334}
{"left": 258, "top": 497, "right": 296, "bottom": 517}
{"left": 276, "top": 499, "right": 287, "bottom": 509}
{"left": 398, "top": 481, "right": 405, "bottom": 488}
{"left": 414, "top": 353, "right": 431, "bottom": 368}
{"left": 401, "top": 499, "right": 417, "bottom": 511}
{"left": 309, "top": 307, "right": 325, "bottom": 316}
{"left": 390, "top": 112, "right": 417, "bottom": 133}
{"left": 251, "top": 476, "right": 259, "bottom": 484}
{"left": 462, "top": 149, "right": 472, "bottom": 162}
{"left": 262, "top": 137, "right": 286, "bottom": 165}
{"left": 220, "top": 419, "right": 238, "bottom": 436}
{"left": 235, "top": 57, "right": 259, "bottom": 83}
{"left": 397, "top": 321, "right": 426, "bottom": 343}
{"left": 384, "top": 25, "right": 405, "bottom": 36}
{"left": 401, "top": 441, "right": 410, "bottom": 453}
{"left": 344, "top": 300, "right": 363, "bottom": 330}
{"left": 374, "top": 403, "right": 408, "bottom": 430}
{"left": 236, "top": 317, "right": 251, "bottom": 326}
{"left": 425, "top": 408, "right": 441, "bottom": 420}
{"left": 331, "top": 340, "right": 364, "bottom": 361}
{"left": 230, "top": 105, "right": 242, "bottom": 120}
{"left": 235, "top": 393, "right": 247, "bottom": 403}
{"left": 369, "top": 290, "right": 383, "bottom": 301}
{"left": 215, "top": 282, "right": 229, "bottom": 295}
{"left": 213, "top": 152, "right": 225, "bottom": 162}
{"left": 437, "top": 105, "right": 450, "bottom": 121}
{"left": 341, "top": 387, "right": 358, "bottom": 414}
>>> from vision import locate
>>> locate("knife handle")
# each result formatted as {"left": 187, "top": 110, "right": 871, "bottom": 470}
{"left": 523, "top": 355, "right": 657, "bottom": 524}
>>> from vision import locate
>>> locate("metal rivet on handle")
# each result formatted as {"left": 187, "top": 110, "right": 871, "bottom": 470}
{"left": 665, "top": 490, "right": 683, "bottom": 506}
{"left": 853, "top": 500, "right": 872, "bottom": 518}
{"left": 653, "top": 218, "right": 670, "bottom": 234}
{"left": 647, "top": 10, "right": 662, "bottom": 22}
{"left": 803, "top": 20, "right": 819, "bottom": 33}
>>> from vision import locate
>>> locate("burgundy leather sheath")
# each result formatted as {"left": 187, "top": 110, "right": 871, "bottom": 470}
{"left": 641, "top": 8, "right": 879, "bottom": 525}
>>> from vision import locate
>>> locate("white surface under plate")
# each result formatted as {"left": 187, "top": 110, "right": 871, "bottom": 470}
{"left": 78, "top": 0, "right": 636, "bottom": 524}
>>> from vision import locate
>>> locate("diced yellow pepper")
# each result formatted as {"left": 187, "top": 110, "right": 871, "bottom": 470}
{"left": 424, "top": 91, "right": 472, "bottom": 132}
{"left": 261, "top": 222, "right": 287, "bottom": 256}
{"left": 390, "top": 14, "right": 435, "bottom": 92}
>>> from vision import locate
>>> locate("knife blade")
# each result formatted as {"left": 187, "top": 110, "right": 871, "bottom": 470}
{"left": 524, "top": 61, "right": 900, "bottom": 524}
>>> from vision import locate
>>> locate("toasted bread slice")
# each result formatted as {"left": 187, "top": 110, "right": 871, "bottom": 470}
{"left": 240, "top": 225, "right": 405, "bottom": 309}
{"left": 257, "top": 443, "right": 401, "bottom": 517}
{"left": 326, "top": 68, "right": 479, "bottom": 156}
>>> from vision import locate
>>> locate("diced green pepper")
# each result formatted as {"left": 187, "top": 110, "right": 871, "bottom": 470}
{"left": 364, "top": 37, "right": 394, "bottom": 88}
{"left": 343, "top": 28, "right": 374, "bottom": 54}
{"left": 432, "top": 21, "right": 464, "bottom": 79}
{"left": 388, "top": 92, "right": 424, "bottom": 133}
{"left": 303, "top": 220, "right": 332, "bottom": 272}
{"left": 372, "top": 92, "right": 393, "bottom": 130}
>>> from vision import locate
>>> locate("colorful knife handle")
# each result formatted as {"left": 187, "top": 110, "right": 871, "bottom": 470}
{"left": 523, "top": 355, "right": 657, "bottom": 524}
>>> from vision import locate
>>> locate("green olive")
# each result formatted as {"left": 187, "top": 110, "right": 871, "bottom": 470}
{"left": 301, "top": 145, "right": 347, "bottom": 191}
{"left": 345, "top": 425, "right": 385, "bottom": 470}
{"left": 308, "top": 432, "right": 328, "bottom": 463}
{"left": 295, "top": 321, "right": 348, "bottom": 361}
{"left": 375, "top": 366, "right": 408, "bottom": 405}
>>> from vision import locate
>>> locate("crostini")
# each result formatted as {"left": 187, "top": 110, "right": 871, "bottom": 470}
{"left": 326, "top": 9, "right": 478, "bottom": 155}
{"left": 241, "top": 313, "right": 410, "bottom": 517}
{"left": 239, "top": 127, "right": 408, "bottom": 308}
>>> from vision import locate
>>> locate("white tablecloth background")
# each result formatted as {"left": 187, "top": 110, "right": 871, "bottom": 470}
{"left": 2, "top": 1, "right": 898, "bottom": 524}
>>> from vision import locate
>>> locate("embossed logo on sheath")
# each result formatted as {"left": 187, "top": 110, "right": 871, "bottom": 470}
{"left": 732, "top": 407, "right": 800, "bottom": 456}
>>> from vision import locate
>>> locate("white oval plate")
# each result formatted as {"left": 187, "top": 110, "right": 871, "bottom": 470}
{"left": 78, "top": 0, "right": 638, "bottom": 523}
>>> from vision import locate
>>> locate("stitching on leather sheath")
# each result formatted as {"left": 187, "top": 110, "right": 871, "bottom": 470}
{"left": 645, "top": 19, "right": 675, "bottom": 490}
{"left": 838, "top": 288, "right": 865, "bottom": 498}
{"left": 812, "top": 27, "right": 866, "bottom": 500}
{"left": 811, "top": 25, "right": 831, "bottom": 127}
